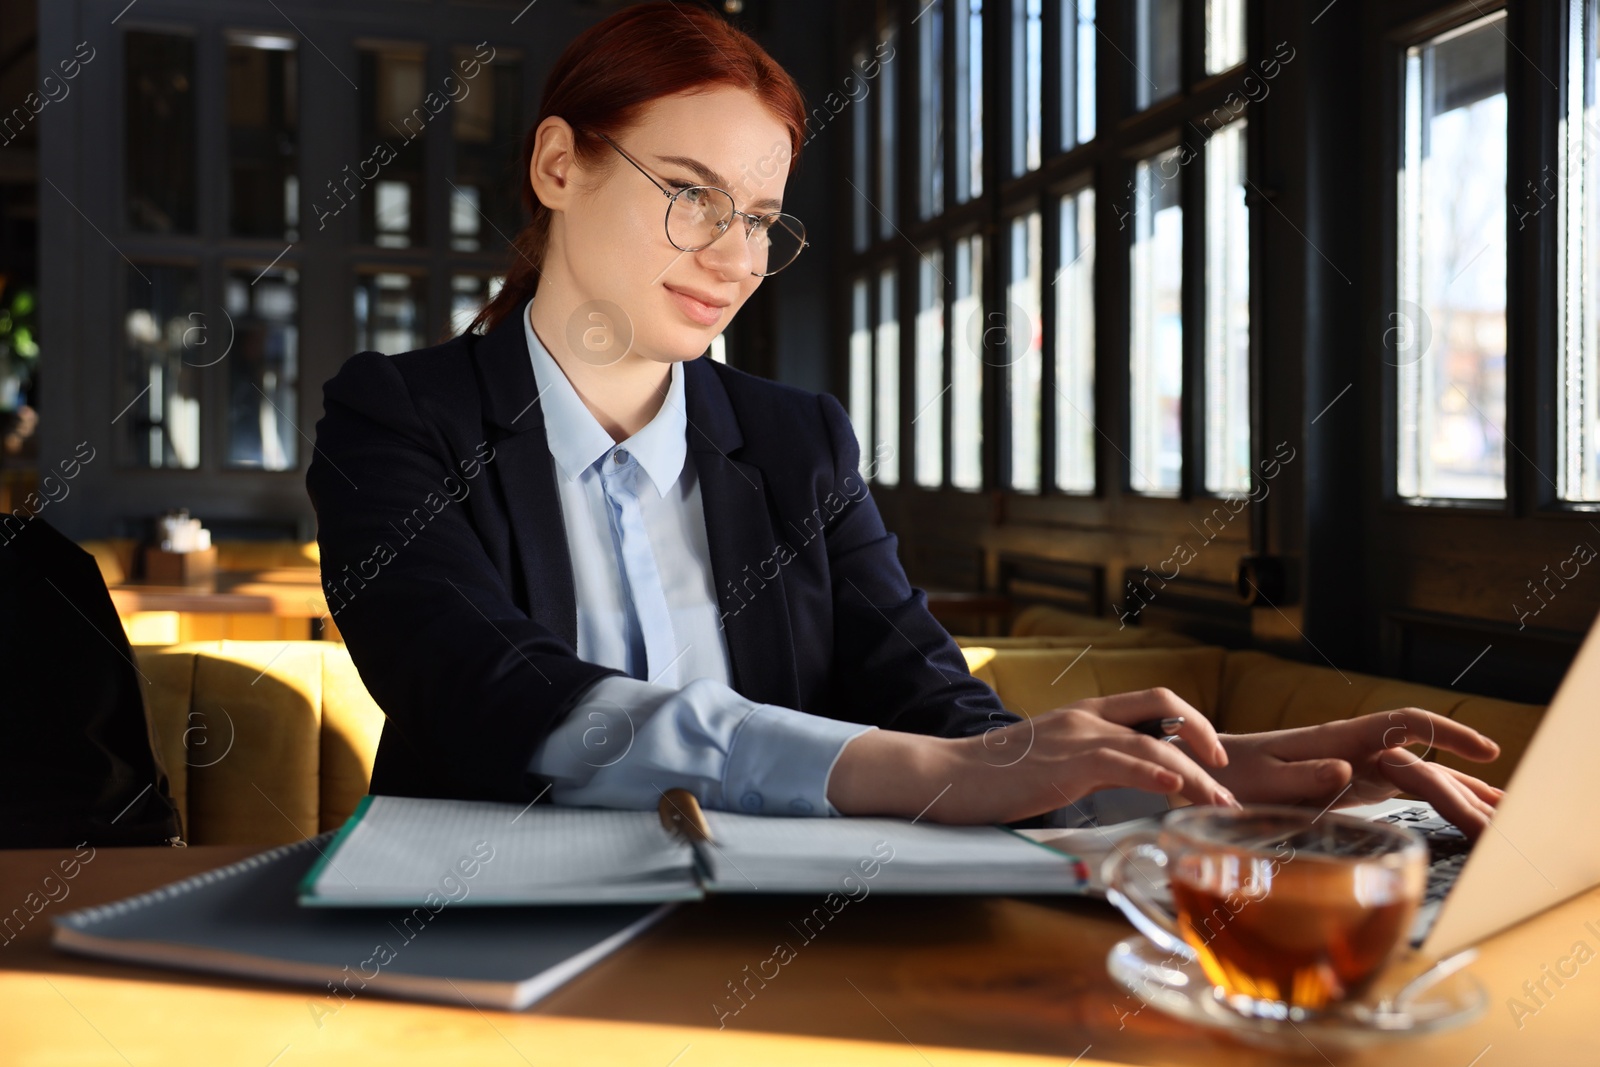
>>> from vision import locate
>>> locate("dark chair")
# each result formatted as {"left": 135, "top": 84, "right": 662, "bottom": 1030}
{"left": 0, "top": 514, "right": 182, "bottom": 847}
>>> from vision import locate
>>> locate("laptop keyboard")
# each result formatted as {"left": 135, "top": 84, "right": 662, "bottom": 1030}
{"left": 1371, "top": 804, "right": 1473, "bottom": 906}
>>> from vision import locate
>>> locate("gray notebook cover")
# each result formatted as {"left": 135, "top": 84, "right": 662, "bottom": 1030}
{"left": 52, "top": 833, "right": 674, "bottom": 1011}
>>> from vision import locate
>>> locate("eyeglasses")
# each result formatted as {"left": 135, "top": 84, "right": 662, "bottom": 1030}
{"left": 590, "top": 130, "right": 808, "bottom": 277}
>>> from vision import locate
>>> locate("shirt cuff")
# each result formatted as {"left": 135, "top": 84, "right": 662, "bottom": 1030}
{"left": 720, "top": 705, "right": 875, "bottom": 817}
{"left": 528, "top": 673, "right": 873, "bottom": 818}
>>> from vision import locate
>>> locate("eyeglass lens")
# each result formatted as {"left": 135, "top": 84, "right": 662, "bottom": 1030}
{"left": 666, "top": 187, "right": 806, "bottom": 276}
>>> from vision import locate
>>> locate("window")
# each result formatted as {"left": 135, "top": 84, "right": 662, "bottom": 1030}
{"left": 357, "top": 43, "right": 427, "bottom": 249}
{"left": 226, "top": 32, "right": 298, "bottom": 241}
{"left": 875, "top": 267, "right": 901, "bottom": 484}
{"left": 1396, "top": 13, "right": 1507, "bottom": 501}
{"left": 1206, "top": 0, "right": 1245, "bottom": 75}
{"left": 849, "top": 278, "right": 873, "bottom": 465}
{"left": 1063, "top": 0, "right": 1097, "bottom": 147}
{"left": 1205, "top": 120, "right": 1250, "bottom": 492}
{"left": 915, "top": 251, "right": 946, "bottom": 487}
{"left": 451, "top": 47, "right": 523, "bottom": 252}
{"left": 919, "top": 3, "right": 945, "bottom": 218}
{"left": 1007, "top": 211, "right": 1043, "bottom": 490}
{"left": 1129, "top": 148, "right": 1184, "bottom": 494}
{"left": 1011, "top": 0, "right": 1044, "bottom": 176}
{"left": 126, "top": 31, "right": 196, "bottom": 234}
{"left": 450, "top": 274, "right": 504, "bottom": 337}
{"left": 1056, "top": 187, "right": 1095, "bottom": 492}
{"left": 58, "top": 11, "right": 536, "bottom": 541}
{"left": 839, "top": 2, "right": 1252, "bottom": 505}
{"left": 952, "top": 234, "right": 985, "bottom": 489}
{"left": 120, "top": 265, "right": 201, "bottom": 468}
{"left": 224, "top": 267, "right": 299, "bottom": 471}
{"left": 1561, "top": 0, "right": 1600, "bottom": 502}
{"left": 955, "top": 0, "right": 985, "bottom": 202}
{"left": 354, "top": 271, "right": 426, "bottom": 355}
{"left": 1135, "top": 0, "right": 1182, "bottom": 110}
{"left": 877, "top": 15, "right": 898, "bottom": 240}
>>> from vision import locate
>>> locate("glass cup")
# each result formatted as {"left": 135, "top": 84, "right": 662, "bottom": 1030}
{"left": 1104, "top": 805, "right": 1427, "bottom": 1019}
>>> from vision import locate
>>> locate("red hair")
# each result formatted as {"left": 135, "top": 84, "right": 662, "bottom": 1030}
{"left": 468, "top": 1, "right": 808, "bottom": 334}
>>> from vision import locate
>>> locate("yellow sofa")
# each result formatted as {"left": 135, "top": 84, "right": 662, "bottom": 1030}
{"left": 132, "top": 640, "right": 1545, "bottom": 846}
{"left": 133, "top": 641, "right": 383, "bottom": 846}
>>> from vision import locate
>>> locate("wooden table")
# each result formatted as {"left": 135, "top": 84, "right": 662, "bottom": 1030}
{"left": 2, "top": 845, "right": 1595, "bottom": 1066}
{"left": 108, "top": 569, "right": 328, "bottom": 618}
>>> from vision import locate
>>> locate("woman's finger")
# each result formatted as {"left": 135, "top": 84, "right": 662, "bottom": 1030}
{"left": 1076, "top": 748, "right": 1185, "bottom": 797}
{"left": 1102, "top": 732, "right": 1238, "bottom": 808}
{"left": 1076, "top": 688, "right": 1228, "bottom": 768}
{"left": 1377, "top": 748, "right": 1493, "bottom": 839}
{"left": 1258, "top": 710, "right": 1500, "bottom": 767}
{"left": 1439, "top": 765, "right": 1505, "bottom": 808}
{"left": 1353, "top": 709, "right": 1500, "bottom": 763}
{"left": 1247, "top": 756, "right": 1355, "bottom": 805}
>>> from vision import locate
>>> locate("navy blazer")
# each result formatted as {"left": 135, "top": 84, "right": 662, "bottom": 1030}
{"left": 306, "top": 306, "right": 1019, "bottom": 803}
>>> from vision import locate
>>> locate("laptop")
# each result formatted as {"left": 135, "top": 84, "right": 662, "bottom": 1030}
{"left": 1023, "top": 612, "right": 1600, "bottom": 959}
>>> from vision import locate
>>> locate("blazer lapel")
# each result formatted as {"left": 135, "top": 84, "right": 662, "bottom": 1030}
{"left": 684, "top": 358, "right": 802, "bottom": 711}
{"left": 473, "top": 308, "right": 579, "bottom": 651}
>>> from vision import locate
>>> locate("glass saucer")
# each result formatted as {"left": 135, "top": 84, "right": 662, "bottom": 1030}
{"left": 1106, "top": 935, "right": 1487, "bottom": 1055}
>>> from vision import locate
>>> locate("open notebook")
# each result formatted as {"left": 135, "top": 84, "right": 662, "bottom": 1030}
{"left": 299, "top": 794, "right": 1091, "bottom": 906}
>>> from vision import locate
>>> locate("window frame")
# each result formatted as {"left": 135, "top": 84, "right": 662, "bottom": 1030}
{"left": 1383, "top": 4, "right": 1516, "bottom": 514}
{"left": 838, "top": 0, "right": 1262, "bottom": 504}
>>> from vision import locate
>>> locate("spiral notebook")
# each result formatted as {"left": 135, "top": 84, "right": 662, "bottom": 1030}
{"left": 297, "top": 793, "right": 1091, "bottom": 907}
{"left": 51, "top": 833, "right": 673, "bottom": 1010}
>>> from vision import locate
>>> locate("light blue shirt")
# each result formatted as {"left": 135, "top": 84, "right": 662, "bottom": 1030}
{"left": 520, "top": 303, "right": 874, "bottom": 815}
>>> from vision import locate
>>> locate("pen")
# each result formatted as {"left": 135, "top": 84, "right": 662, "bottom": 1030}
{"left": 1131, "top": 716, "right": 1185, "bottom": 742}
{"left": 658, "top": 787, "right": 715, "bottom": 844}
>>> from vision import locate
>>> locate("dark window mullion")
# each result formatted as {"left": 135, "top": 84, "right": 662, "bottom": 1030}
{"left": 1105, "top": 0, "right": 1137, "bottom": 495}
{"left": 1033, "top": 0, "right": 1063, "bottom": 493}
{"left": 1041, "top": 0, "right": 1063, "bottom": 157}
{"left": 984, "top": 0, "right": 1008, "bottom": 492}
{"left": 1183, "top": 0, "right": 1205, "bottom": 94}
{"left": 1513, "top": 0, "right": 1564, "bottom": 514}
{"left": 423, "top": 43, "right": 451, "bottom": 344}
{"left": 866, "top": 16, "right": 884, "bottom": 476}
{"left": 897, "top": 0, "right": 918, "bottom": 489}
{"left": 197, "top": 19, "right": 227, "bottom": 475}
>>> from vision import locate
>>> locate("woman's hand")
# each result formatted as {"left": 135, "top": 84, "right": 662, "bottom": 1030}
{"left": 1196, "top": 709, "right": 1504, "bottom": 838}
{"left": 828, "top": 688, "right": 1240, "bottom": 824}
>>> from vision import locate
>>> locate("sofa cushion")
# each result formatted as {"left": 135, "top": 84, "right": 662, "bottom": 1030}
{"left": 1220, "top": 651, "right": 1541, "bottom": 788}
{"left": 961, "top": 646, "right": 1228, "bottom": 719}
{"left": 134, "top": 641, "right": 386, "bottom": 846}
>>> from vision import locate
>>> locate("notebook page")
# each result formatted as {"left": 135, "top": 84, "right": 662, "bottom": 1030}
{"left": 309, "top": 797, "right": 695, "bottom": 904}
{"left": 698, "top": 812, "right": 1077, "bottom": 892}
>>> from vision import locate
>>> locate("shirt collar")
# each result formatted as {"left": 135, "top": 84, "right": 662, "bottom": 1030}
{"left": 523, "top": 299, "right": 687, "bottom": 495}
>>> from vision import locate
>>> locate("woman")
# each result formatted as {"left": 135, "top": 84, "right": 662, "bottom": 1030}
{"left": 307, "top": 1, "right": 1502, "bottom": 834}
